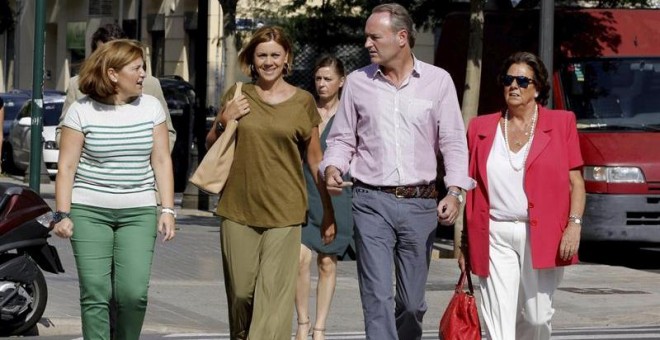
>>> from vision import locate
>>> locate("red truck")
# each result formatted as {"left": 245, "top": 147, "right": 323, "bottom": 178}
{"left": 435, "top": 8, "right": 660, "bottom": 242}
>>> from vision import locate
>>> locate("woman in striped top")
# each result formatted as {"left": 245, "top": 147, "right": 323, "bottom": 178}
{"left": 53, "top": 39, "right": 175, "bottom": 340}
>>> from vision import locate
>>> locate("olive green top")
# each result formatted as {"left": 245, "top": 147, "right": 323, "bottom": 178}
{"left": 217, "top": 83, "right": 321, "bottom": 228}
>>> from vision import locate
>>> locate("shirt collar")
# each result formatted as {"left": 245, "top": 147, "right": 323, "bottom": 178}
{"left": 368, "top": 54, "right": 422, "bottom": 79}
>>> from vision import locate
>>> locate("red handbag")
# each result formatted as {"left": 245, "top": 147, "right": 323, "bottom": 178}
{"left": 439, "top": 270, "right": 482, "bottom": 340}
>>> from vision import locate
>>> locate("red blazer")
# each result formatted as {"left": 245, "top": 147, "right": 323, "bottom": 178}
{"left": 465, "top": 106, "right": 583, "bottom": 276}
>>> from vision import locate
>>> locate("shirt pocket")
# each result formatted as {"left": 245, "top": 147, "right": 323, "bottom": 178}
{"left": 406, "top": 98, "right": 434, "bottom": 125}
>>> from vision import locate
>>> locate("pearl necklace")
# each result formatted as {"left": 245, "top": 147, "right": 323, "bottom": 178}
{"left": 504, "top": 105, "right": 538, "bottom": 172}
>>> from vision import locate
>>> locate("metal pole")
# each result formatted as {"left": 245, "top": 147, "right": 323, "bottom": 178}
{"left": 539, "top": 0, "right": 554, "bottom": 108}
{"left": 194, "top": 0, "right": 209, "bottom": 210}
{"left": 136, "top": 0, "right": 143, "bottom": 41}
{"left": 29, "top": 0, "right": 45, "bottom": 193}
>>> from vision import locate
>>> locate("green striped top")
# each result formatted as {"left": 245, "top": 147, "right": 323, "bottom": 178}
{"left": 63, "top": 95, "right": 166, "bottom": 209}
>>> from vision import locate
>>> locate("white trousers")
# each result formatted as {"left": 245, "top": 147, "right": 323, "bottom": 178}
{"left": 478, "top": 220, "right": 564, "bottom": 340}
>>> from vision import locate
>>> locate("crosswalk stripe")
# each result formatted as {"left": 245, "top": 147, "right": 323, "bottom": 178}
{"left": 161, "top": 326, "right": 660, "bottom": 339}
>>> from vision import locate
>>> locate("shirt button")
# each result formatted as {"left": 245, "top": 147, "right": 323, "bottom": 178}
{"left": 530, "top": 219, "right": 538, "bottom": 226}
{"left": 528, "top": 202, "right": 534, "bottom": 209}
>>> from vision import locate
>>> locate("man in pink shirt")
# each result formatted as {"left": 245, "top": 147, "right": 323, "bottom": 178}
{"left": 320, "top": 3, "right": 474, "bottom": 340}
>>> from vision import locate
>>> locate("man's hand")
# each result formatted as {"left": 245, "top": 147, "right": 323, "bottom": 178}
{"left": 324, "top": 166, "right": 347, "bottom": 196}
{"left": 437, "top": 194, "right": 460, "bottom": 226}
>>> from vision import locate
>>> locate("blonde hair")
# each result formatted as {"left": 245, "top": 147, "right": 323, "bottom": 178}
{"left": 78, "top": 39, "right": 145, "bottom": 99}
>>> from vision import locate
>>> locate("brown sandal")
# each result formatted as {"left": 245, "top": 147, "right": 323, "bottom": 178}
{"left": 296, "top": 319, "right": 312, "bottom": 339}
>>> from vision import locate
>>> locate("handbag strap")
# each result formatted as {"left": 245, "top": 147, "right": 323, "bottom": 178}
{"left": 233, "top": 82, "right": 243, "bottom": 100}
{"left": 456, "top": 269, "right": 475, "bottom": 295}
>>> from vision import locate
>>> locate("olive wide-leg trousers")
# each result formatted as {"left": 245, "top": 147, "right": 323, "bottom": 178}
{"left": 220, "top": 219, "right": 301, "bottom": 340}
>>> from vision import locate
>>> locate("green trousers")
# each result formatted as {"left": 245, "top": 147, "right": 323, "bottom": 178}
{"left": 221, "top": 219, "right": 301, "bottom": 340}
{"left": 70, "top": 204, "right": 157, "bottom": 340}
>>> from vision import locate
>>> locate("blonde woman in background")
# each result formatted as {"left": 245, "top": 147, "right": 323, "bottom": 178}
{"left": 295, "top": 56, "right": 350, "bottom": 340}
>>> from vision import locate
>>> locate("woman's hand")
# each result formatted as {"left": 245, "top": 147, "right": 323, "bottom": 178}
{"left": 458, "top": 248, "right": 467, "bottom": 272}
{"left": 53, "top": 218, "right": 74, "bottom": 239}
{"left": 206, "top": 95, "right": 251, "bottom": 149}
{"left": 559, "top": 222, "right": 581, "bottom": 260}
{"left": 321, "top": 213, "right": 337, "bottom": 245}
{"left": 219, "top": 95, "right": 250, "bottom": 126}
{"left": 158, "top": 213, "right": 176, "bottom": 242}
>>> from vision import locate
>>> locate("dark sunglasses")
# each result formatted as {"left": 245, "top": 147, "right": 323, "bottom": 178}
{"left": 501, "top": 75, "right": 535, "bottom": 88}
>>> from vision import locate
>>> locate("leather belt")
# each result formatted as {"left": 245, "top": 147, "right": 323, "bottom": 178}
{"left": 354, "top": 181, "right": 438, "bottom": 199}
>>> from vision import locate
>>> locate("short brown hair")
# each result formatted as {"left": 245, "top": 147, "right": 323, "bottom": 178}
{"left": 78, "top": 39, "right": 145, "bottom": 99}
{"left": 372, "top": 3, "right": 416, "bottom": 48}
{"left": 238, "top": 26, "right": 293, "bottom": 79}
{"left": 91, "top": 23, "right": 127, "bottom": 52}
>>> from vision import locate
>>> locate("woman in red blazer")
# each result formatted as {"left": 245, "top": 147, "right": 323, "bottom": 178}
{"left": 461, "top": 52, "right": 586, "bottom": 340}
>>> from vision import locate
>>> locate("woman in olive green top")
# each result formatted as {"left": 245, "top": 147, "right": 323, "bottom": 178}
{"left": 205, "top": 26, "right": 336, "bottom": 340}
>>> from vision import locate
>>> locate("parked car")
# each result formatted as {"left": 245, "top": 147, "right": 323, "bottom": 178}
{"left": 159, "top": 76, "right": 197, "bottom": 192}
{"left": 8, "top": 92, "right": 65, "bottom": 177}
{"left": 0, "top": 92, "right": 31, "bottom": 172}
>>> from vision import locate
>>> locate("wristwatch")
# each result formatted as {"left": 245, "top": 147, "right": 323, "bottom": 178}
{"left": 447, "top": 190, "right": 464, "bottom": 204}
{"left": 52, "top": 211, "right": 71, "bottom": 223}
{"left": 161, "top": 207, "right": 177, "bottom": 218}
{"left": 216, "top": 121, "right": 225, "bottom": 133}
{"left": 568, "top": 215, "right": 582, "bottom": 225}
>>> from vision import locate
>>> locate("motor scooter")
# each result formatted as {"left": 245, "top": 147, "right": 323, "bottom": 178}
{"left": 0, "top": 182, "right": 64, "bottom": 335}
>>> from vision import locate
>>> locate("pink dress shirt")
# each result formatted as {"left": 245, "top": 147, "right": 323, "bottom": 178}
{"left": 320, "top": 57, "right": 475, "bottom": 190}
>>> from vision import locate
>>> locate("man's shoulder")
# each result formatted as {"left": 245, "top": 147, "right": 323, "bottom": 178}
{"left": 347, "top": 63, "right": 379, "bottom": 79}
{"left": 67, "top": 75, "right": 83, "bottom": 97}
{"left": 416, "top": 59, "right": 451, "bottom": 79}
{"left": 142, "top": 75, "right": 163, "bottom": 96}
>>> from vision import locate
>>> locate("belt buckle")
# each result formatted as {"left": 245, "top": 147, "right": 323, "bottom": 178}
{"left": 395, "top": 186, "right": 406, "bottom": 198}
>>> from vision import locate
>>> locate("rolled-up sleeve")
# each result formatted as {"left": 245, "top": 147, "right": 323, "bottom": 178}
{"left": 437, "top": 76, "right": 476, "bottom": 191}
{"left": 320, "top": 79, "right": 357, "bottom": 178}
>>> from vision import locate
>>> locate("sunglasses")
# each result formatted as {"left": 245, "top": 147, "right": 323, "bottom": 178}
{"left": 501, "top": 75, "right": 535, "bottom": 88}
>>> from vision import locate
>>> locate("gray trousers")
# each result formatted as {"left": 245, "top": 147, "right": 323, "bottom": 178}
{"left": 352, "top": 186, "right": 438, "bottom": 340}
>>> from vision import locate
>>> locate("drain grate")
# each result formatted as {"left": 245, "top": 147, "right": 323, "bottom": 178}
{"left": 559, "top": 287, "right": 650, "bottom": 295}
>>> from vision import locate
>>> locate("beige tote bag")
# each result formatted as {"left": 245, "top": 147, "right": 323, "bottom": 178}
{"left": 189, "top": 82, "right": 243, "bottom": 195}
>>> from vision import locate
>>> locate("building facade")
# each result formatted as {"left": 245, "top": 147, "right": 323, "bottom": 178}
{"left": 0, "top": 0, "right": 224, "bottom": 107}
{"left": 0, "top": 0, "right": 435, "bottom": 107}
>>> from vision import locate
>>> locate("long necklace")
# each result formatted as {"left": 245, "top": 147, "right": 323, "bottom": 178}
{"left": 503, "top": 105, "right": 538, "bottom": 172}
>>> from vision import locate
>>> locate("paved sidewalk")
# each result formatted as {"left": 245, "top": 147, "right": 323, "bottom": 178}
{"left": 2, "top": 178, "right": 658, "bottom": 336}
{"left": 37, "top": 227, "right": 660, "bottom": 336}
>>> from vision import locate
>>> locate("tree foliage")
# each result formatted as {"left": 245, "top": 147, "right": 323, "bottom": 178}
{"left": 218, "top": 0, "right": 655, "bottom": 47}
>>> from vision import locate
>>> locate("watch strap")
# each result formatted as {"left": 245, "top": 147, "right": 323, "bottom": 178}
{"left": 447, "top": 190, "right": 464, "bottom": 203}
{"left": 568, "top": 215, "right": 582, "bottom": 225}
{"left": 53, "top": 210, "right": 71, "bottom": 223}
